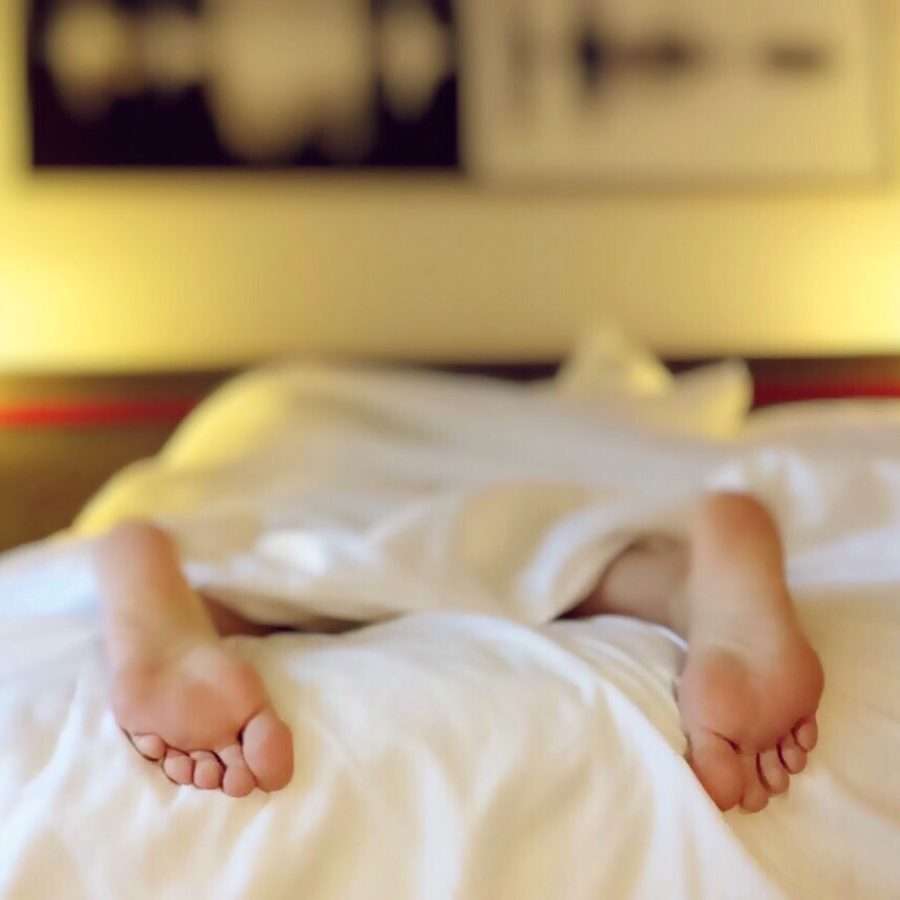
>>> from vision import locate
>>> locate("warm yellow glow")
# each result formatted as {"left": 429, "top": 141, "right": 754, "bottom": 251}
{"left": 1, "top": 1, "right": 900, "bottom": 372}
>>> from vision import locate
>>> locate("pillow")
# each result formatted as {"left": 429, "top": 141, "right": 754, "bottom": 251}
{"left": 744, "top": 398, "right": 900, "bottom": 454}
{"left": 553, "top": 326, "right": 752, "bottom": 440}
{"left": 554, "top": 326, "right": 674, "bottom": 400}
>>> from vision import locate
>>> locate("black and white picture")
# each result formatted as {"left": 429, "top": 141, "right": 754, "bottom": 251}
{"left": 28, "top": 0, "right": 459, "bottom": 168}
{"left": 27, "top": 0, "right": 883, "bottom": 181}
{"left": 463, "top": 0, "right": 883, "bottom": 182}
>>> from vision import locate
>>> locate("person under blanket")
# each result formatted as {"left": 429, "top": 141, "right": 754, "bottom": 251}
{"left": 93, "top": 490, "right": 823, "bottom": 814}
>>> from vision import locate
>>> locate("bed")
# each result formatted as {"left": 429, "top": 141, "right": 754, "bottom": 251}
{"left": 2, "top": 331, "right": 899, "bottom": 899}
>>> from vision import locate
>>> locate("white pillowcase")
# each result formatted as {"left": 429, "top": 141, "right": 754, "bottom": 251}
{"left": 744, "top": 399, "right": 900, "bottom": 457}
{"left": 553, "top": 327, "right": 752, "bottom": 440}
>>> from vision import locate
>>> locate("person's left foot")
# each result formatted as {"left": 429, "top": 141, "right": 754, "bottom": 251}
{"left": 95, "top": 522, "right": 295, "bottom": 798}
{"left": 113, "top": 633, "right": 294, "bottom": 798}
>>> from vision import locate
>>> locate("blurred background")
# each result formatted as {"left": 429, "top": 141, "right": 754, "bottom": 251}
{"left": 1, "top": 0, "right": 900, "bottom": 549}
{"left": 4, "top": 0, "right": 900, "bottom": 370}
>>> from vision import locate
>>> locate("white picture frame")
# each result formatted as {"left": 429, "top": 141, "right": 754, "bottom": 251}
{"left": 461, "top": 0, "right": 885, "bottom": 184}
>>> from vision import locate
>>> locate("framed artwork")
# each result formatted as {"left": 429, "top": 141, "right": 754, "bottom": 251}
{"left": 27, "top": 0, "right": 885, "bottom": 182}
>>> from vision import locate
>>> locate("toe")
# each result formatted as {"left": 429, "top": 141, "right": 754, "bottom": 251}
{"left": 163, "top": 749, "right": 195, "bottom": 786}
{"left": 740, "top": 755, "right": 769, "bottom": 813}
{"left": 779, "top": 733, "right": 807, "bottom": 774}
{"left": 687, "top": 731, "right": 744, "bottom": 812}
{"left": 130, "top": 733, "right": 166, "bottom": 762}
{"left": 758, "top": 748, "right": 790, "bottom": 795}
{"left": 241, "top": 707, "right": 294, "bottom": 793}
{"left": 218, "top": 744, "right": 257, "bottom": 798}
{"left": 794, "top": 717, "right": 818, "bottom": 753}
{"left": 191, "top": 751, "right": 224, "bottom": 791}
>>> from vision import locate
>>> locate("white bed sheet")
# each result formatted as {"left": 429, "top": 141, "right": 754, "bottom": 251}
{"left": 2, "top": 354, "right": 900, "bottom": 899}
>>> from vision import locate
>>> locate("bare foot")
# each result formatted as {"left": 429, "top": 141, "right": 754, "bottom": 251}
{"left": 95, "top": 523, "right": 294, "bottom": 798}
{"left": 113, "top": 639, "right": 294, "bottom": 798}
{"left": 571, "top": 492, "right": 824, "bottom": 813}
{"left": 675, "top": 494, "right": 824, "bottom": 812}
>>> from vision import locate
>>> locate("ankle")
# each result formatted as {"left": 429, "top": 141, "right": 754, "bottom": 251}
{"left": 665, "top": 581, "right": 692, "bottom": 639}
{"left": 579, "top": 535, "right": 690, "bottom": 633}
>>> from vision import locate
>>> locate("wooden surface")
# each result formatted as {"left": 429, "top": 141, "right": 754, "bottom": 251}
{"left": 0, "top": 423, "right": 176, "bottom": 551}
{"left": 0, "top": 372, "right": 228, "bottom": 552}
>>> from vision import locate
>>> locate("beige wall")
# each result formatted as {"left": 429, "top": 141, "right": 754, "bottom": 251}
{"left": 2, "top": 1, "right": 900, "bottom": 373}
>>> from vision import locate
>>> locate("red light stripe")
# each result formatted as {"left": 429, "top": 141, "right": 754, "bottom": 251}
{"left": 0, "top": 399, "right": 198, "bottom": 428}
{"left": 2, "top": 381, "right": 900, "bottom": 429}
{"left": 754, "top": 382, "right": 900, "bottom": 407}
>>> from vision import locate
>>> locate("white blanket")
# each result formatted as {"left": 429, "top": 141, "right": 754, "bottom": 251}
{"left": 2, "top": 351, "right": 900, "bottom": 899}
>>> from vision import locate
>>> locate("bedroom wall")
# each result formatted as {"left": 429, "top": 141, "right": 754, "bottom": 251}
{"left": 1, "top": 0, "right": 899, "bottom": 372}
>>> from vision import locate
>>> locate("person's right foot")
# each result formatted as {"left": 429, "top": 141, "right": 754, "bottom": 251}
{"left": 675, "top": 494, "right": 825, "bottom": 812}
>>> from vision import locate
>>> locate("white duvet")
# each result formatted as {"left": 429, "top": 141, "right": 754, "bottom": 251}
{"left": 1, "top": 337, "right": 899, "bottom": 899}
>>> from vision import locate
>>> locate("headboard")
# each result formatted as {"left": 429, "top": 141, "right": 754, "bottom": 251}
{"left": 6, "top": 356, "right": 900, "bottom": 428}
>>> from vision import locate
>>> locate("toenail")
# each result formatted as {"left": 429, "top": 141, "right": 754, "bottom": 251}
{"left": 163, "top": 751, "right": 195, "bottom": 785}
{"left": 758, "top": 753, "right": 789, "bottom": 794}
{"left": 740, "top": 800, "right": 768, "bottom": 814}
{"left": 190, "top": 752, "right": 223, "bottom": 789}
{"left": 779, "top": 747, "right": 805, "bottom": 774}
{"left": 795, "top": 721, "right": 819, "bottom": 752}
{"left": 132, "top": 734, "right": 166, "bottom": 759}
